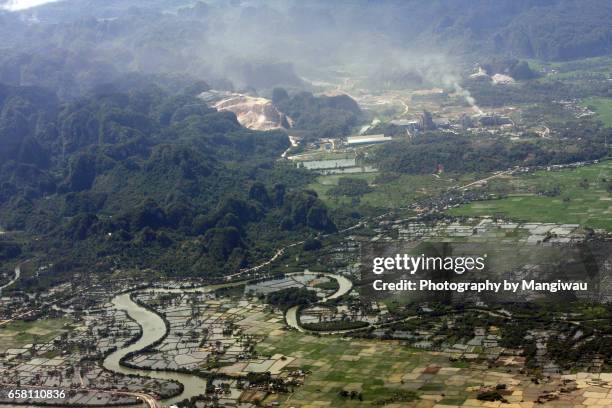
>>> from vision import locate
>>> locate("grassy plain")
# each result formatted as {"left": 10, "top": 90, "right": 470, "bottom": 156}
{"left": 449, "top": 161, "right": 612, "bottom": 230}
{"left": 529, "top": 56, "right": 612, "bottom": 82}
{"left": 0, "top": 318, "right": 71, "bottom": 352}
{"left": 309, "top": 172, "right": 473, "bottom": 210}
{"left": 583, "top": 97, "right": 612, "bottom": 127}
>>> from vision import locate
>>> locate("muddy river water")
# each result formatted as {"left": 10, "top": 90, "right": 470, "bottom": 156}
{"left": 1, "top": 272, "right": 352, "bottom": 407}
{"left": 102, "top": 272, "right": 352, "bottom": 405}
{"left": 103, "top": 293, "right": 209, "bottom": 405}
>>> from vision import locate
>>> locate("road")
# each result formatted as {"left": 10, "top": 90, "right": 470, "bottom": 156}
{"left": 128, "top": 392, "right": 161, "bottom": 408}
{"left": 457, "top": 169, "right": 513, "bottom": 190}
{"left": 227, "top": 241, "right": 303, "bottom": 280}
{"left": 397, "top": 98, "right": 410, "bottom": 115}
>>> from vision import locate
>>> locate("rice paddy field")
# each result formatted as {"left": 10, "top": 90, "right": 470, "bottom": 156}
{"left": 449, "top": 161, "right": 612, "bottom": 231}
{"left": 529, "top": 56, "right": 612, "bottom": 84}
{"left": 255, "top": 331, "right": 612, "bottom": 407}
{"left": 308, "top": 172, "right": 474, "bottom": 210}
{"left": 257, "top": 331, "right": 476, "bottom": 407}
{"left": 583, "top": 97, "right": 612, "bottom": 127}
{"left": 0, "top": 318, "right": 71, "bottom": 353}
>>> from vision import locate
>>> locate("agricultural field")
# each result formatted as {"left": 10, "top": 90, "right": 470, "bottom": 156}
{"left": 256, "top": 331, "right": 612, "bottom": 407}
{"left": 257, "top": 331, "right": 469, "bottom": 407}
{"left": 309, "top": 172, "right": 473, "bottom": 210}
{"left": 449, "top": 161, "right": 612, "bottom": 231}
{"left": 583, "top": 97, "right": 612, "bottom": 127}
{"left": 0, "top": 318, "right": 71, "bottom": 353}
{"left": 529, "top": 56, "right": 612, "bottom": 83}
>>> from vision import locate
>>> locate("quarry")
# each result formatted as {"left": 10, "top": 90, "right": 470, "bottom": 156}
{"left": 199, "top": 90, "right": 291, "bottom": 131}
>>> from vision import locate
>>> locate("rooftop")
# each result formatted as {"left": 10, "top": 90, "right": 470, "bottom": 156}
{"left": 346, "top": 134, "right": 393, "bottom": 145}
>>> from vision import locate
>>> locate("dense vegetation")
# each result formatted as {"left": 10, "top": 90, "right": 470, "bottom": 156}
{"left": 0, "top": 241, "right": 21, "bottom": 261}
{"left": 481, "top": 58, "right": 538, "bottom": 80}
{"left": 327, "top": 178, "right": 373, "bottom": 197}
{"left": 266, "top": 287, "right": 318, "bottom": 309}
{"left": 0, "top": 1, "right": 610, "bottom": 108}
{"left": 488, "top": 0, "right": 612, "bottom": 60}
{"left": 273, "top": 89, "right": 363, "bottom": 139}
{"left": 0, "top": 78, "right": 337, "bottom": 283}
{"left": 0, "top": 0, "right": 609, "bottom": 284}
{"left": 465, "top": 75, "right": 612, "bottom": 107}
{"left": 368, "top": 123, "right": 610, "bottom": 175}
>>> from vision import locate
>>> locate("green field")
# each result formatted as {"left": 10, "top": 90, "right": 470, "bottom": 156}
{"left": 0, "top": 318, "right": 71, "bottom": 352}
{"left": 529, "top": 56, "right": 612, "bottom": 83}
{"left": 309, "top": 172, "right": 474, "bottom": 210}
{"left": 583, "top": 97, "right": 612, "bottom": 127}
{"left": 256, "top": 332, "right": 478, "bottom": 407}
{"left": 449, "top": 161, "right": 612, "bottom": 230}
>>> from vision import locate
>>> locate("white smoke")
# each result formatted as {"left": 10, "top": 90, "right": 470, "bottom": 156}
{"left": 452, "top": 83, "right": 483, "bottom": 115}
{"left": 384, "top": 51, "right": 483, "bottom": 115}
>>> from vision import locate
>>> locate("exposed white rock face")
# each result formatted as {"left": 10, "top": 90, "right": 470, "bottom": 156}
{"left": 470, "top": 66, "right": 489, "bottom": 79}
{"left": 491, "top": 73, "right": 515, "bottom": 84}
{"left": 213, "top": 94, "right": 290, "bottom": 131}
{"left": 470, "top": 67, "right": 515, "bottom": 85}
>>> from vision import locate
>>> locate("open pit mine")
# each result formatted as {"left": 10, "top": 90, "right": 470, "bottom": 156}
{"left": 199, "top": 90, "right": 291, "bottom": 131}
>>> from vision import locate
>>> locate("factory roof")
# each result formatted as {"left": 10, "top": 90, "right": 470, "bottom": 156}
{"left": 390, "top": 119, "right": 419, "bottom": 126}
{"left": 346, "top": 134, "right": 393, "bottom": 145}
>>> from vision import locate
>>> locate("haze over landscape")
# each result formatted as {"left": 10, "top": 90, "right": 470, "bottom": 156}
{"left": 0, "top": 1, "right": 611, "bottom": 407}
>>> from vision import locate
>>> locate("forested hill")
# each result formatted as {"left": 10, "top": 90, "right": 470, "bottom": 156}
{"left": 0, "top": 79, "right": 336, "bottom": 287}
{"left": 1, "top": 1, "right": 611, "bottom": 102}
{"left": 402, "top": 0, "right": 612, "bottom": 60}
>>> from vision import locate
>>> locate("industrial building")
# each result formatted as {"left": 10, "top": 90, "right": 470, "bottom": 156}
{"left": 390, "top": 119, "right": 420, "bottom": 132}
{"left": 345, "top": 134, "right": 393, "bottom": 146}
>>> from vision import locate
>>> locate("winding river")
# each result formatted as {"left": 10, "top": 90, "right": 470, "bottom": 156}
{"left": 284, "top": 272, "right": 353, "bottom": 332}
{"left": 103, "top": 293, "right": 209, "bottom": 406}
{"left": 102, "top": 272, "right": 353, "bottom": 405}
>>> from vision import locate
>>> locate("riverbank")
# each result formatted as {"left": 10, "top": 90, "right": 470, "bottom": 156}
{"left": 102, "top": 271, "right": 354, "bottom": 405}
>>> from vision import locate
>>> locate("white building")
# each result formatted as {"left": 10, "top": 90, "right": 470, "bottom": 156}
{"left": 345, "top": 134, "right": 392, "bottom": 146}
